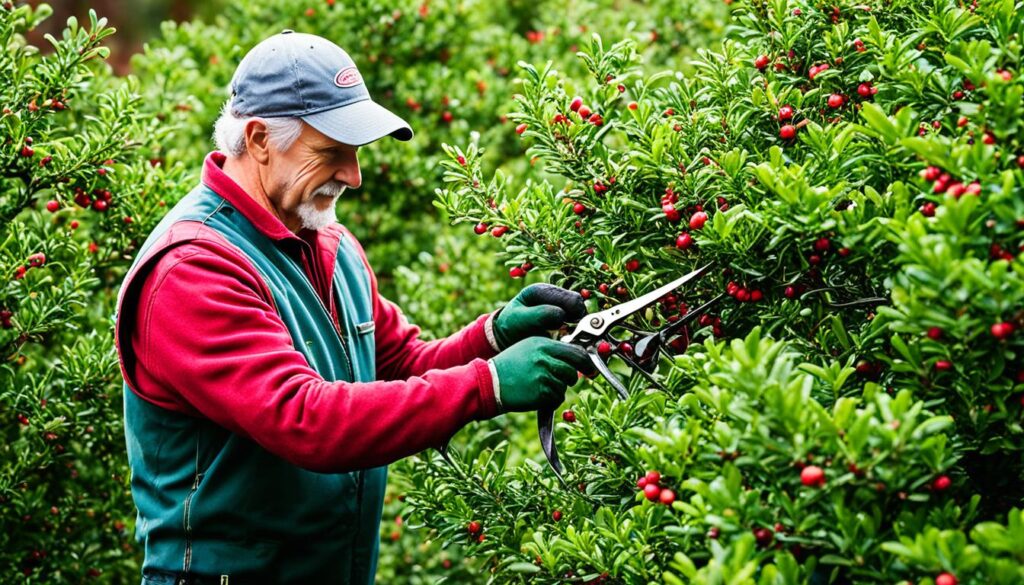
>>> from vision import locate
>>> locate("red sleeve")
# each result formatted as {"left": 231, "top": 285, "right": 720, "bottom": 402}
{"left": 336, "top": 227, "right": 500, "bottom": 381}
{"left": 128, "top": 240, "right": 499, "bottom": 474}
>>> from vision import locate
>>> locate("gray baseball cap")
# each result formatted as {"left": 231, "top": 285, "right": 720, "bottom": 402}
{"left": 229, "top": 30, "right": 413, "bottom": 146}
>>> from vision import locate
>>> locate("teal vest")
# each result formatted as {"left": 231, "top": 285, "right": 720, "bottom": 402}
{"left": 116, "top": 185, "right": 385, "bottom": 583}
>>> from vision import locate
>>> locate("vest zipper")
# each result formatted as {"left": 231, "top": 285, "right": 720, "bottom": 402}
{"left": 291, "top": 249, "right": 355, "bottom": 381}
{"left": 182, "top": 470, "right": 202, "bottom": 572}
{"left": 313, "top": 285, "right": 355, "bottom": 381}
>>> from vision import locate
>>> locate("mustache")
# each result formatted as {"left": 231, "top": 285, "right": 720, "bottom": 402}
{"left": 313, "top": 180, "right": 347, "bottom": 198}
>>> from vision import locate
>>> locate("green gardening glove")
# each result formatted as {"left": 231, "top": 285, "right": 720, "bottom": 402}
{"left": 492, "top": 284, "right": 587, "bottom": 350}
{"left": 490, "top": 337, "right": 595, "bottom": 412}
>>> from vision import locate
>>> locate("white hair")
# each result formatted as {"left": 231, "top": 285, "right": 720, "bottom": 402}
{"left": 213, "top": 100, "right": 303, "bottom": 156}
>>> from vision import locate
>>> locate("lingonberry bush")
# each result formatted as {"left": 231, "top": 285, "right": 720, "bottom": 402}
{"left": 0, "top": 3, "right": 189, "bottom": 580}
{"left": 2, "top": 0, "right": 731, "bottom": 581}
{"left": 408, "top": 0, "right": 1024, "bottom": 582}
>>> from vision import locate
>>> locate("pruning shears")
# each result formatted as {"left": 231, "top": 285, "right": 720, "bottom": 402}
{"left": 538, "top": 263, "right": 724, "bottom": 483}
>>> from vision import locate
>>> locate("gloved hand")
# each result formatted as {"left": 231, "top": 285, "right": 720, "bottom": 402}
{"left": 492, "top": 284, "right": 587, "bottom": 350}
{"left": 490, "top": 337, "right": 595, "bottom": 412}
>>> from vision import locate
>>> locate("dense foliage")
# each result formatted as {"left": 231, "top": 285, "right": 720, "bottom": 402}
{"left": 2, "top": 0, "right": 1023, "bottom": 583}
{"left": 418, "top": 0, "right": 1024, "bottom": 583}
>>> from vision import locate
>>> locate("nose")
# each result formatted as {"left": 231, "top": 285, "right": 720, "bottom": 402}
{"left": 335, "top": 149, "right": 361, "bottom": 189}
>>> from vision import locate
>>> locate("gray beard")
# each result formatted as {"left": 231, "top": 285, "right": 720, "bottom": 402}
{"left": 297, "top": 181, "right": 345, "bottom": 231}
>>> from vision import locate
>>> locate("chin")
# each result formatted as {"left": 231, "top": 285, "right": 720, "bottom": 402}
{"left": 296, "top": 199, "right": 338, "bottom": 232}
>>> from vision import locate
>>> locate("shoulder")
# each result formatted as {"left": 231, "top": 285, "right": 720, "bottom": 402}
{"left": 136, "top": 221, "right": 271, "bottom": 300}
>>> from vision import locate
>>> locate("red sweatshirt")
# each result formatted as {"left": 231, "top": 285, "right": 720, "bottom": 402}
{"left": 123, "top": 152, "right": 501, "bottom": 472}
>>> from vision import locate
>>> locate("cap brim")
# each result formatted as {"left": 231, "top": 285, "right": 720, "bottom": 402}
{"left": 302, "top": 99, "right": 413, "bottom": 146}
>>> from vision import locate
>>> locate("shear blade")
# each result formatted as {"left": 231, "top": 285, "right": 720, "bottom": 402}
{"left": 588, "top": 346, "right": 629, "bottom": 400}
{"left": 537, "top": 408, "right": 565, "bottom": 483}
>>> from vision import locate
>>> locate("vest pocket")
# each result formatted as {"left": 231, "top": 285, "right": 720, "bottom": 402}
{"left": 356, "top": 321, "right": 375, "bottom": 335}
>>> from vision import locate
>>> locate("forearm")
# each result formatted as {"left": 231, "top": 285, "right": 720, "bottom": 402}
{"left": 375, "top": 310, "right": 500, "bottom": 380}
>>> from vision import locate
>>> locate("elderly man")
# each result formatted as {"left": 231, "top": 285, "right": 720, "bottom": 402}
{"left": 114, "top": 31, "right": 592, "bottom": 584}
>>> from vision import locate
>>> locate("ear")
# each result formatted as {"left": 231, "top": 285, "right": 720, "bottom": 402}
{"left": 243, "top": 118, "right": 271, "bottom": 164}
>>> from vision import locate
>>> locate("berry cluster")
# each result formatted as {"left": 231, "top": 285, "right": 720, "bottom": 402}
{"left": 636, "top": 470, "right": 675, "bottom": 505}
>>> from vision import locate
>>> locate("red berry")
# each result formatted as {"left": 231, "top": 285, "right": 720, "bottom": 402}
{"left": 625, "top": 259, "right": 640, "bottom": 272}
{"left": 778, "top": 105, "right": 794, "bottom": 121}
{"left": 627, "top": 101, "right": 638, "bottom": 110}
{"left": 927, "top": 327, "right": 943, "bottom": 340}
{"left": 442, "top": 111, "right": 453, "bottom": 123}
{"left": 562, "top": 410, "right": 576, "bottom": 423}
{"left": 663, "top": 206, "right": 680, "bottom": 222}
{"left": 991, "top": 322, "right": 1014, "bottom": 340}
{"left": 643, "top": 483, "right": 661, "bottom": 501}
{"left": 588, "top": 113, "right": 603, "bottom": 126}
{"left": 577, "top": 105, "right": 592, "bottom": 119}
{"left": 935, "top": 573, "right": 957, "bottom": 585}
{"left": 754, "top": 54, "right": 770, "bottom": 70}
{"left": 921, "top": 166, "right": 942, "bottom": 181}
{"left": 689, "top": 211, "right": 708, "bottom": 230}
{"left": 45, "top": 200, "right": 59, "bottom": 213}
{"left": 473, "top": 222, "right": 488, "bottom": 235}
{"left": 580, "top": 289, "right": 591, "bottom": 299}
{"left": 675, "top": 233, "right": 693, "bottom": 250}
{"left": 780, "top": 124, "right": 796, "bottom": 139}
{"left": 456, "top": 155, "right": 466, "bottom": 166}
{"left": 784, "top": 286, "right": 796, "bottom": 299}
{"left": 935, "top": 360, "right": 953, "bottom": 372}
{"left": 814, "top": 237, "right": 831, "bottom": 252}
{"left": 92, "top": 199, "right": 108, "bottom": 212}
{"left": 827, "top": 94, "right": 844, "bottom": 108}
{"left": 857, "top": 83, "right": 872, "bottom": 97}
{"left": 515, "top": 123, "right": 528, "bottom": 135}
{"left": 552, "top": 510, "right": 562, "bottom": 521}
{"left": 645, "top": 470, "right": 661, "bottom": 485}
{"left": 920, "top": 202, "right": 937, "bottom": 217}
{"left": 467, "top": 521, "right": 482, "bottom": 535}
{"left": 491, "top": 225, "right": 508, "bottom": 237}
{"left": 800, "top": 465, "right": 826, "bottom": 487}
{"left": 707, "top": 526, "right": 720, "bottom": 539}
{"left": 20, "top": 145, "right": 34, "bottom": 157}
{"left": 569, "top": 96, "right": 583, "bottom": 112}
{"left": 509, "top": 266, "right": 525, "bottom": 279}
{"left": 597, "top": 340, "right": 612, "bottom": 357}
{"left": 750, "top": 289, "right": 763, "bottom": 302}
{"left": 932, "top": 475, "right": 951, "bottom": 491}
{"left": 659, "top": 488, "right": 676, "bottom": 505}
{"left": 636, "top": 477, "right": 648, "bottom": 489}
{"left": 753, "top": 527, "right": 773, "bottom": 547}
{"left": 27, "top": 253, "right": 45, "bottom": 268}
{"left": 573, "top": 202, "right": 587, "bottom": 215}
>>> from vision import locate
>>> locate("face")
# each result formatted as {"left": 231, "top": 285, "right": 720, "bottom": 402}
{"left": 260, "top": 122, "right": 361, "bottom": 232}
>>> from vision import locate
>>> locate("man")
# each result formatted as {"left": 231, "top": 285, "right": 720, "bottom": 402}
{"left": 113, "top": 31, "right": 594, "bottom": 584}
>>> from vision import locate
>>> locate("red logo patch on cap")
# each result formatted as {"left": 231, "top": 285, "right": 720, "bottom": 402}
{"left": 334, "top": 66, "right": 363, "bottom": 88}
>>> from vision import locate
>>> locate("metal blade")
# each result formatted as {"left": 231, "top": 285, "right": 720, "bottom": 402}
{"left": 588, "top": 346, "right": 629, "bottom": 400}
{"left": 634, "top": 293, "right": 725, "bottom": 363}
{"left": 561, "top": 264, "right": 713, "bottom": 344}
{"left": 537, "top": 407, "right": 565, "bottom": 484}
